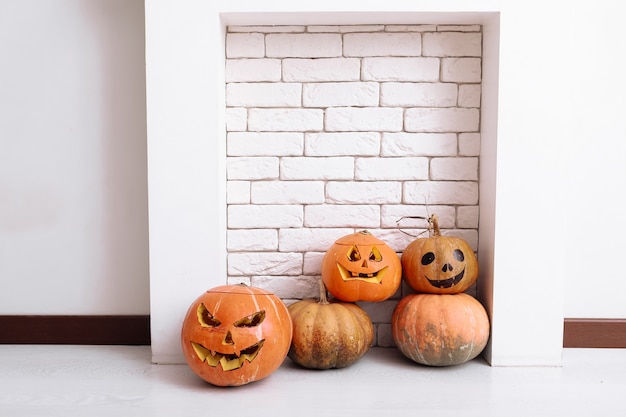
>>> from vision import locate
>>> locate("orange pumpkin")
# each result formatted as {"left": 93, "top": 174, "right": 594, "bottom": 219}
{"left": 181, "top": 284, "right": 292, "bottom": 387}
{"left": 401, "top": 214, "right": 478, "bottom": 294}
{"left": 392, "top": 292, "right": 490, "bottom": 366}
{"left": 321, "top": 230, "right": 401, "bottom": 302}
{"left": 288, "top": 281, "right": 374, "bottom": 369}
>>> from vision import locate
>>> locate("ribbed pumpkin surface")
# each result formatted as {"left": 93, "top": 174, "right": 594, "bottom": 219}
{"left": 288, "top": 297, "right": 374, "bottom": 369}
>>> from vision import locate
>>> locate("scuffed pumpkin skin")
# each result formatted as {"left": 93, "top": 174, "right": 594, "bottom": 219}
{"left": 288, "top": 297, "right": 374, "bottom": 369}
{"left": 181, "top": 285, "right": 292, "bottom": 387}
{"left": 392, "top": 293, "right": 490, "bottom": 366}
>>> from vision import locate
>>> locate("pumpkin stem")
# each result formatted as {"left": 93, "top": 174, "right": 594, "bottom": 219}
{"left": 429, "top": 214, "right": 441, "bottom": 237}
{"left": 318, "top": 280, "right": 330, "bottom": 305}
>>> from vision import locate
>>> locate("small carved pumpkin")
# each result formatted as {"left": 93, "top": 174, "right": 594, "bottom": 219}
{"left": 392, "top": 293, "right": 490, "bottom": 366}
{"left": 321, "top": 230, "right": 402, "bottom": 302}
{"left": 181, "top": 284, "right": 292, "bottom": 387}
{"left": 401, "top": 214, "right": 478, "bottom": 294}
{"left": 288, "top": 280, "right": 374, "bottom": 369}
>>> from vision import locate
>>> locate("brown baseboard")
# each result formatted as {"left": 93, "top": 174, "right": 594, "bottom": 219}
{"left": 0, "top": 315, "right": 150, "bottom": 345}
{"left": 563, "top": 318, "right": 626, "bottom": 348}
{"left": 1, "top": 316, "right": 623, "bottom": 347}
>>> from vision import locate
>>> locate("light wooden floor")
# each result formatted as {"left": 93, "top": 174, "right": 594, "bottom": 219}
{"left": 1, "top": 345, "right": 625, "bottom": 416}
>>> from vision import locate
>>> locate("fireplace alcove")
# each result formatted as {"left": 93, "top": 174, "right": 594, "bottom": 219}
{"left": 145, "top": 2, "right": 566, "bottom": 366}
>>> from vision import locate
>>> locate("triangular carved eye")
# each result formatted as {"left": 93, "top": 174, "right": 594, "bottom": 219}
{"left": 234, "top": 311, "right": 265, "bottom": 328}
{"left": 369, "top": 247, "right": 383, "bottom": 262}
{"left": 197, "top": 303, "right": 221, "bottom": 327}
{"left": 347, "top": 246, "right": 361, "bottom": 262}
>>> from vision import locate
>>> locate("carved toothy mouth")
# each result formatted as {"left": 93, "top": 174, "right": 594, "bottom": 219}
{"left": 336, "top": 263, "right": 387, "bottom": 284}
{"left": 191, "top": 340, "right": 265, "bottom": 371}
{"left": 426, "top": 268, "right": 465, "bottom": 289}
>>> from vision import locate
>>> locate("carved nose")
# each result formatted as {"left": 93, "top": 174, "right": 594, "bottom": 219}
{"left": 361, "top": 260, "right": 368, "bottom": 268}
{"left": 223, "top": 331, "right": 234, "bottom": 345}
{"left": 442, "top": 263, "right": 453, "bottom": 272}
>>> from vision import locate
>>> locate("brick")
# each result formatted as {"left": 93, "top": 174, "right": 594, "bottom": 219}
{"left": 251, "top": 276, "right": 319, "bottom": 299}
{"left": 325, "top": 107, "right": 403, "bottom": 132}
{"left": 227, "top": 132, "right": 304, "bottom": 156}
{"left": 326, "top": 181, "right": 402, "bottom": 204}
{"left": 226, "top": 181, "right": 250, "bottom": 204}
{"left": 251, "top": 181, "right": 324, "bottom": 204}
{"left": 227, "top": 229, "right": 278, "bottom": 251}
{"left": 457, "top": 205, "right": 480, "bottom": 228}
{"left": 344, "top": 33, "right": 421, "bottom": 57}
{"left": 227, "top": 156, "right": 279, "bottom": 180}
{"left": 458, "top": 84, "right": 482, "bottom": 107}
{"left": 436, "top": 25, "right": 481, "bottom": 32}
{"left": 280, "top": 156, "right": 355, "bottom": 180}
{"left": 225, "top": 107, "right": 247, "bottom": 132}
{"left": 283, "top": 58, "right": 360, "bottom": 82}
{"left": 228, "top": 26, "right": 305, "bottom": 33}
{"left": 226, "top": 33, "right": 265, "bottom": 58}
{"left": 305, "top": 132, "right": 381, "bottom": 156}
{"left": 359, "top": 300, "right": 399, "bottom": 322}
{"left": 355, "top": 157, "right": 429, "bottom": 181}
{"left": 226, "top": 83, "right": 301, "bottom": 107}
{"left": 303, "top": 82, "right": 379, "bottom": 107}
{"left": 382, "top": 133, "right": 458, "bottom": 156}
{"left": 279, "top": 228, "right": 352, "bottom": 252}
{"left": 375, "top": 323, "right": 396, "bottom": 347}
{"left": 459, "top": 132, "right": 481, "bottom": 156}
{"left": 248, "top": 108, "right": 324, "bottom": 132}
{"left": 381, "top": 204, "right": 456, "bottom": 228}
{"left": 225, "top": 59, "right": 281, "bottom": 82}
{"left": 303, "top": 252, "right": 328, "bottom": 275}
{"left": 308, "top": 25, "right": 385, "bottom": 33}
{"left": 266, "top": 33, "right": 342, "bottom": 58}
{"left": 362, "top": 57, "right": 440, "bottom": 82}
{"left": 227, "top": 204, "right": 303, "bottom": 228}
{"left": 423, "top": 32, "right": 482, "bottom": 57}
{"left": 442, "top": 57, "right": 482, "bottom": 82}
{"left": 404, "top": 181, "right": 479, "bottom": 205}
{"left": 304, "top": 205, "right": 380, "bottom": 228}
{"left": 431, "top": 157, "right": 479, "bottom": 180}
{"left": 227, "top": 252, "right": 303, "bottom": 275}
{"left": 405, "top": 108, "right": 479, "bottom": 132}
{"left": 380, "top": 82, "right": 457, "bottom": 107}
{"left": 385, "top": 25, "right": 437, "bottom": 32}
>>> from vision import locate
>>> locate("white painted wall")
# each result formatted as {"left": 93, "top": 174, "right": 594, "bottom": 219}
{"left": 1, "top": 0, "right": 625, "bottom": 353}
{"left": 0, "top": 0, "right": 149, "bottom": 314}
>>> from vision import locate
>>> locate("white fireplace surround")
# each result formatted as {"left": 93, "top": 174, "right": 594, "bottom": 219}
{"left": 145, "top": 1, "right": 566, "bottom": 366}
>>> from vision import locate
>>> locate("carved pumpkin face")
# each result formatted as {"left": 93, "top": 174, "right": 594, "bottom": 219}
{"left": 401, "top": 214, "right": 478, "bottom": 294}
{"left": 321, "top": 230, "right": 401, "bottom": 302}
{"left": 181, "top": 284, "right": 292, "bottom": 387}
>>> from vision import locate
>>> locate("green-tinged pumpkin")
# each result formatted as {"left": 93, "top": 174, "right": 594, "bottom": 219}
{"left": 322, "top": 230, "right": 402, "bottom": 302}
{"left": 288, "top": 281, "right": 374, "bottom": 369}
{"left": 392, "top": 292, "right": 489, "bottom": 366}
{"left": 181, "top": 284, "right": 292, "bottom": 387}
{"left": 401, "top": 214, "right": 479, "bottom": 294}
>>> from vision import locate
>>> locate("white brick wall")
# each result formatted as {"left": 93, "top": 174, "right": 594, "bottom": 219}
{"left": 225, "top": 24, "right": 482, "bottom": 347}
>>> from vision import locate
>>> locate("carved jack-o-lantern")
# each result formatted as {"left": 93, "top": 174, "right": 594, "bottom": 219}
{"left": 401, "top": 214, "right": 479, "bottom": 294}
{"left": 181, "top": 284, "right": 292, "bottom": 387}
{"left": 322, "top": 230, "right": 401, "bottom": 302}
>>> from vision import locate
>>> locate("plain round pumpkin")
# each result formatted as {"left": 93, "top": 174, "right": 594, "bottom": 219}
{"left": 322, "top": 230, "right": 401, "bottom": 302}
{"left": 392, "top": 292, "right": 489, "bottom": 366}
{"left": 287, "top": 281, "right": 374, "bottom": 369}
{"left": 181, "top": 284, "right": 292, "bottom": 387}
{"left": 401, "top": 214, "right": 479, "bottom": 294}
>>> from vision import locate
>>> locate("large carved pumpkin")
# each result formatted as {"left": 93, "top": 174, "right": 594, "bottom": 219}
{"left": 392, "top": 292, "right": 490, "bottom": 366}
{"left": 288, "top": 281, "right": 374, "bottom": 369}
{"left": 401, "top": 214, "right": 478, "bottom": 294}
{"left": 181, "top": 284, "right": 292, "bottom": 387}
{"left": 322, "top": 230, "right": 401, "bottom": 302}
